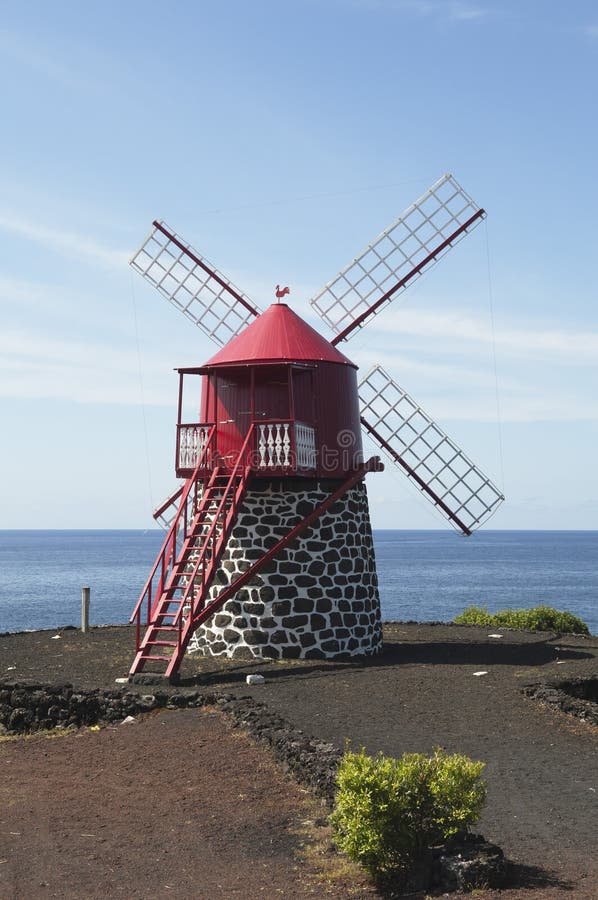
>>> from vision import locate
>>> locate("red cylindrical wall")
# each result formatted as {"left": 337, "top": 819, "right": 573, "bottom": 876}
{"left": 177, "top": 303, "right": 363, "bottom": 478}
{"left": 198, "top": 359, "right": 363, "bottom": 478}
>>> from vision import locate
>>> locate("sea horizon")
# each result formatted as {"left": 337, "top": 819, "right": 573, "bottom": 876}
{"left": 2, "top": 528, "right": 596, "bottom": 531}
{"left": 1, "top": 529, "right": 596, "bottom": 636}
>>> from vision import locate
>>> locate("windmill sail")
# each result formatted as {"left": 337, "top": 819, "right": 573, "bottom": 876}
{"left": 130, "top": 220, "right": 261, "bottom": 346}
{"left": 153, "top": 483, "right": 185, "bottom": 531}
{"left": 309, "top": 174, "right": 485, "bottom": 345}
{"left": 359, "top": 366, "right": 504, "bottom": 535}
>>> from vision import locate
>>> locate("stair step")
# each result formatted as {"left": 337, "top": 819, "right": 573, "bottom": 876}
{"left": 144, "top": 640, "right": 178, "bottom": 647}
{"left": 139, "top": 654, "right": 173, "bottom": 662}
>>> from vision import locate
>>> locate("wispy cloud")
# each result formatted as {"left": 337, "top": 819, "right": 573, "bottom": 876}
{"left": 585, "top": 23, "right": 598, "bottom": 39}
{"left": 345, "top": 306, "right": 598, "bottom": 423}
{"left": 416, "top": 392, "right": 598, "bottom": 424}
{"left": 371, "top": 307, "right": 598, "bottom": 364}
{"left": 0, "top": 27, "right": 102, "bottom": 94}
{"left": 346, "top": 0, "right": 490, "bottom": 22}
{"left": 0, "top": 275, "right": 55, "bottom": 307}
{"left": 0, "top": 27, "right": 71, "bottom": 83}
{"left": 0, "top": 213, "right": 129, "bottom": 270}
{"left": 351, "top": 349, "right": 598, "bottom": 424}
{"left": 449, "top": 3, "right": 487, "bottom": 21}
{"left": 0, "top": 330, "right": 172, "bottom": 406}
{"left": 352, "top": 346, "right": 511, "bottom": 389}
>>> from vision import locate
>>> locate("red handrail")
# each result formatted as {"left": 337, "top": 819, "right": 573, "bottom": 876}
{"left": 173, "top": 424, "right": 256, "bottom": 630}
{"left": 130, "top": 425, "right": 216, "bottom": 641}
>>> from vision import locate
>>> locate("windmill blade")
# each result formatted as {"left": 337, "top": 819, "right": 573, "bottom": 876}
{"left": 153, "top": 483, "right": 185, "bottom": 530}
{"left": 309, "top": 174, "right": 485, "bottom": 345}
{"left": 130, "top": 220, "right": 261, "bottom": 346}
{"left": 359, "top": 366, "right": 504, "bottom": 535}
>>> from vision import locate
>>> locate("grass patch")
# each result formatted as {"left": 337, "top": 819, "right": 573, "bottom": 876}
{"left": 454, "top": 605, "right": 590, "bottom": 635}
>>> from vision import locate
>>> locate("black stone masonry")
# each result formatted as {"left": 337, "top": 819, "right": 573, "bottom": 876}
{"left": 189, "top": 479, "right": 382, "bottom": 660}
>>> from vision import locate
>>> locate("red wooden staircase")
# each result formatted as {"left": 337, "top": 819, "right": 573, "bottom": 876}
{"left": 129, "top": 426, "right": 252, "bottom": 680}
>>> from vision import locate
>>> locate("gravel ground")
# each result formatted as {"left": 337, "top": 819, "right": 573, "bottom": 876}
{"left": 1, "top": 621, "right": 596, "bottom": 898}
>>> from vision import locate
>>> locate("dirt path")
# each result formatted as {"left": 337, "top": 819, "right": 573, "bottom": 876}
{"left": 0, "top": 708, "right": 373, "bottom": 900}
{"left": 1, "top": 622, "right": 596, "bottom": 898}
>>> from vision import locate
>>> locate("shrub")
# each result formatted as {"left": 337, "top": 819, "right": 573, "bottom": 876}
{"left": 454, "top": 604, "right": 590, "bottom": 635}
{"left": 453, "top": 605, "right": 494, "bottom": 627}
{"left": 330, "top": 747, "right": 486, "bottom": 878}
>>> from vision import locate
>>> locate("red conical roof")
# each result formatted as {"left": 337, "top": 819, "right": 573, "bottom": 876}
{"left": 204, "top": 303, "right": 355, "bottom": 368}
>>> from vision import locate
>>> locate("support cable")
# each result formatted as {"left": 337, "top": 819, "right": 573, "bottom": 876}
{"left": 484, "top": 220, "right": 506, "bottom": 494}
{"left": 194, "top": 177, "right": 428, "bottom": 216}
{"left": 130, "top": 270, "right": 155, "bottom": 518}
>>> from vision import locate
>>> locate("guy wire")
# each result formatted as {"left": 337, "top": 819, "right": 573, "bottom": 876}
{"left": 130, "top": 270, "right": 154, "bottom": 517}
{"left": 484, "top": 219, "right": 506, "bottom": 493}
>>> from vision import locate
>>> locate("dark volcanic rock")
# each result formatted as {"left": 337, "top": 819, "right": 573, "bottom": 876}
{"left": 522, "top": 675, "right": 598, "bottom": 725}
{"left": 403, "top": 832, "right": 508, "bottom": 894}
{"left": 434, "top": 832, "right": 508, "bottom": 891}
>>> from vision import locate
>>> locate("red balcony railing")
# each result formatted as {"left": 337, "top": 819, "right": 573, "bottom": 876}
{"left": 176, "top": 419, "right": 316, "bottom": 475}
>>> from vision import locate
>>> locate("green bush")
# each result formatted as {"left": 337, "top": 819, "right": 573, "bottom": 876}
{"left": 453, "top": 605, "right": 494, "bottom": 627}
{"left": 330, "top": 747, "right": 486, "bottom": 878}
{"left": 454, "top": 604, "right": 590, "bottom": 635}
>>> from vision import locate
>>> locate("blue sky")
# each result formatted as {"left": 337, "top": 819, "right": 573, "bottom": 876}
{"left": 1, "top": 0, "right": 597, "bottom": 530}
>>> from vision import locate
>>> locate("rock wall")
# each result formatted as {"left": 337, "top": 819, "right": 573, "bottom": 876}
{"left": 0, "top": 683, "right": 340, "bottom": 800}
{"left": 190, "top": 478, "right": 382, "bottom": 660}
{"left": 522, "top": 677, "right": 598, "bottom": 725}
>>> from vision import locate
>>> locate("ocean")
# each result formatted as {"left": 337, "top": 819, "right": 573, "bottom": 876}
{"left": 0, "top": 530, "right": 596, "bottom": 636}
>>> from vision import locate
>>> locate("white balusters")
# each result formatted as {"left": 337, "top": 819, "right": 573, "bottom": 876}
{"left": 258, "top": 426, "right": 267, "bottom": 468}
{"left": 256, "top": 421, "right": 316, "bottom": 470}
{"left": 257, "top": 423, "right": 291, "bottom": 468}
{"left": 178, "top": 425, "right": 210, "bottom": 468}
{"left": 180, "top": 421, "right": 316, "bottom": 472}
{"left": 281, "top": 424, "right": 291, "bottom": 466}
{"left": 294, "top": 422, "right": 316, "bottom": 469}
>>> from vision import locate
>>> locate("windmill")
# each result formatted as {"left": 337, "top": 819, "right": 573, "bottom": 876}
{"left": 128, "top": 174, "right": 504, "bottom": 681}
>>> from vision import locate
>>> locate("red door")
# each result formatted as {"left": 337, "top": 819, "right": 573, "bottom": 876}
{"left": 213, "top": 370, "right": 252, "bottom": 470}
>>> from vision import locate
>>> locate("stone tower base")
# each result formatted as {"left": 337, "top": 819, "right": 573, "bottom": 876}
{"left": 190, "top": 478, "right": 382, "bottom": 660}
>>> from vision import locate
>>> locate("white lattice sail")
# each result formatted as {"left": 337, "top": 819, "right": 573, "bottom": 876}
{"left": 153, "top": 483, "right": 186, "bottom": 531}
{"left": 310, "top": 174, "right": 485, "bottom": 340}
{"left": 130, "top": 220, "right": 261, "bottom": 346}
{"left": 359, "top": 366, "right": 504, "bottom": 533}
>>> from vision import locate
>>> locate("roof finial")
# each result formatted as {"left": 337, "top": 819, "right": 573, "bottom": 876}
{"left": 275, "top": 284, "right": 290, "bottom": 303}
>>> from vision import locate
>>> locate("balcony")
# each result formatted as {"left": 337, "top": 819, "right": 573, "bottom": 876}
{"left": 176, "top": 420, "right": 316, "bottom": 477}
